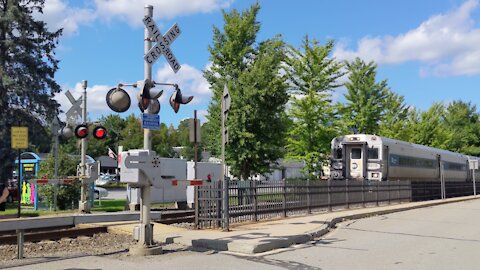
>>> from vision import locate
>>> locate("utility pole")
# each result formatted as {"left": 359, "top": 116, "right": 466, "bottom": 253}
{"left": 52, "top": 117, "right": 59, "bottom": 211}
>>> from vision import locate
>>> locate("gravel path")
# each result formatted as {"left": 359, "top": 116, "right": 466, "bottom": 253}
{"left": 0, "top": 232, "right": 136, "bottom": 268}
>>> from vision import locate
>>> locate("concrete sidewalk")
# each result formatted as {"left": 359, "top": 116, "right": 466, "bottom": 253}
{"left": 105, "top": 196, "right": 479, "bottom": 254}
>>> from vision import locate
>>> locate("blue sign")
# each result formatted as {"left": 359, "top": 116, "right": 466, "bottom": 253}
{"left": 142, "top": 113, "right": 160, "bottom": 130}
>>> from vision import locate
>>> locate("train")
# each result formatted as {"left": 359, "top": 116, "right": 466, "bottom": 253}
{"left": 330, "top": 134, "right": 480, "bottom": 181}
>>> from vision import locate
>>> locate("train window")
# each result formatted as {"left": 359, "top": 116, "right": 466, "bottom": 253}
{"left": 351, "top": 148, "right": 362, "bottom": 159}
{"left": 368, "top": 148, "right": 379, "bottom": 159}
{"left": 334, "top": 148, "right": 342, "bottom": 159}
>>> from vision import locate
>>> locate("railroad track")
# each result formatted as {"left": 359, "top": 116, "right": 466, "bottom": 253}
{"left": 0, "top": 209, "right": 195, "bottom": 245}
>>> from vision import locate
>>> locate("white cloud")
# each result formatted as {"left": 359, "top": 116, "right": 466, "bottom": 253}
{"left": 55, "top": 82, "right": 141, "bottom": 123}
{"left": 35, "top": 0, "right": 96, "bottom": 36}
{"left": 155, "top": 62, "right": 211, "bottom": 101}
{"left": 94, "top": 0, "right": 233, "bottom": 26}
{"left": 333, "top": 0, "right": 480, "bottom": 76}
{"left": 38, "top": 0, "right": 232, "bottom": 36}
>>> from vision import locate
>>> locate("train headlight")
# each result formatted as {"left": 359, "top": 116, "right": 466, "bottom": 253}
{"left": 352, "top": 163, "right": 358, "bottom": 169}
{"left": 368, "top": 163, "right": 381, "bottom": 170}
{"left": 332, "top": 162, "right": 343, "bottom": 170}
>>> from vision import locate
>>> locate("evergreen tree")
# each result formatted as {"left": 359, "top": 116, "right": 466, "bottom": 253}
{"left": 284, "top": 37, "right": 344, "bottom": 178}
{"left": 339, "top": 58, "right": 388, "bottom": 134}
{"left": 0, "top": 0, "right": 62, "bottom": 180}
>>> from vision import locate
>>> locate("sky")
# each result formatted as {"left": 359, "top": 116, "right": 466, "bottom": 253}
{"left": 36, "top": 0, "right": 480, "bottom": 127}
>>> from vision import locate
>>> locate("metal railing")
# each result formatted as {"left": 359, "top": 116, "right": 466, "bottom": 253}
{"left": 195, "top": 180, "right": 480, "bottom": 230}
{"left": 195, "top": 180, "right": 412, "bottom": 229}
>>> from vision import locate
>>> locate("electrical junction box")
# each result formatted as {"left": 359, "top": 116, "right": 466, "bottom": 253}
{"left": 119, "top": 149, "right": 153, "bottom": 187}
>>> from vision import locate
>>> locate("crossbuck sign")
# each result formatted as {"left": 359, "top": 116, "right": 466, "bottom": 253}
{"left": 65, "top": 90, "right": 82, "bottom": 125}
{"left": 143, "top": 15, "right": 181, "bottom": 73}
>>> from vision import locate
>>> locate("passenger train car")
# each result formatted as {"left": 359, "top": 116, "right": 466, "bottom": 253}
{"left": 330, "top": 134, "right": 480, "bottom": 181}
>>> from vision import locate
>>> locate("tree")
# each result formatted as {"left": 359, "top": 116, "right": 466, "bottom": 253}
{"left": 119, "top": 115, "right": 143, "bottom": 150}
{"left": 407, "top": 103, "right": 452, "bottom": 150}
{"left": 37, "top": 151, "right": 80, "bottom": 210}
{"left": 0, "top": 0, "right": 62, "bottom": 180}
{"left": 227, "top": 38, "right": 289, "bottom": 179}
{"left": 284, "top": 37, "right": 344, "bottom": 178}
{"left": 152, "top": 123, "right": 173, "bottom": 157}
{"left": 203, "top": 3, "right": 260, "bottom": 157}
{"left": 339, "top": 58, "right": 388, "bottom": 134}
{"left": 443, "top": 101, "right": 480, "bottom": 155}
{"left": 378, "top": 91, "right": 410, "bottom": 140}
{"left": 204, "top": 3, "right": 289, "bottom": 179}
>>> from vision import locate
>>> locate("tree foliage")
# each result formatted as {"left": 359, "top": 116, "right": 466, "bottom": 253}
{"left": 339, "top": 58, "right": 388, "bottom": 134}
{"left": 0, "top": 0, "right": 62, "bottom": 180}
{"left": 204, "top": 3, "right": 289, "bottom": 179}
{"left": 284, "top": 37, "right": 344, "bottom": 178}
{"left": 378, "top": 91, "right": 410, "bottom": 140}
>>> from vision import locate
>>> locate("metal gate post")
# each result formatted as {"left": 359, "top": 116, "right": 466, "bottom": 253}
{"left": 307, "top": 180, "right": 311, "bottom": 214}
{"left": 397, "top": 180, "right": 401, "bottom": 202}
{"left": 282, "top": 181, "right": 287, "bottom": 218}
{"left": 361, "top": 181, "right": 365, "bottom": 208}
{"left": 222, "top": 179, "right": 230, "bottom": 231}
{"left": 388, "top": 181, "right": 391, "bottom": 204}
{"left": 253, "top": 180, "right": 258, "bottom": 221}
{"left": 328, "top": 180, "right": 332, "bottom": 211}
{"left": 345, "top": 180, "right": 349, "bottom": 209}
{"left": 194, "top": 186, "right": 199, "bottom": 229}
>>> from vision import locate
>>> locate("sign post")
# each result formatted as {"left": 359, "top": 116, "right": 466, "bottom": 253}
{"left": 221, "top": 84, "right": 231, "bottom": 231}
{"left": 11, "top": 127, "right": 28, "bottom": 218}
{"left": 469, "top": 159, "right": 478, "bottom": 196}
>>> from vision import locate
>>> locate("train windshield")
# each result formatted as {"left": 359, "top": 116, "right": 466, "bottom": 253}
{"left": 334, "top": 148, "right": 342, "bottom": 159}
{"left": 351, "top": 148, "right": 361, "bottom": 159}
{"left": 368, "top": 148, "right": 379, "bottom": 159}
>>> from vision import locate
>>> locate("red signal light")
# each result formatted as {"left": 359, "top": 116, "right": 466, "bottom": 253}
{"left": 74, "top": 124, "right": 89, "bottom": 139}
{"left": 93, "top": 126, "right": 107, "bottom": 139}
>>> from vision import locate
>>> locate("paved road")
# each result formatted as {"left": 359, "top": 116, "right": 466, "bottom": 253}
{"left": 6, "top": 199, "right": 480, "bottom": 270}
{"left": 104, "top": 187, "right": 127, "bottom": 200}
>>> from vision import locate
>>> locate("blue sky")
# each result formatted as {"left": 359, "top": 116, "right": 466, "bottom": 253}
{"left": 37, "top": 0, "right": 480, "bottom": 127}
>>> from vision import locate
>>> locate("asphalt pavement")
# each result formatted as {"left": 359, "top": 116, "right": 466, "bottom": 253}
{"left": 4, "top": 195, "right": 480, "bottom": 270}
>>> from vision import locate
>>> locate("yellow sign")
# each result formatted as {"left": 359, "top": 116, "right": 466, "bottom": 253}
{"left": 11, "top": 126, "right": 28, "bottom": 149}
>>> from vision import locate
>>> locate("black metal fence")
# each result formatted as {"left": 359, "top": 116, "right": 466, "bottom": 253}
{"left": 196, "top": 180, "right": 456, "bottom": 229}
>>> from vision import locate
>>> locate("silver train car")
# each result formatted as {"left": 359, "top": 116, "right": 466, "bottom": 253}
{"left": 330, "top": 134, "right": 480, "bottom": 181}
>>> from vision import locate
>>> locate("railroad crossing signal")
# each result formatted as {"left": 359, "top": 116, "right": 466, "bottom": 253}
{"left": 169, "top": 85, "right": 193, "bottom": 113}
{"left": 222, "top": 84, "right": 231, "bottom": 143}
{"left": 143, "top": 15, "right": 182, "bottom": 73}
{"left": 74, "top": 124, "right": 107, "bottom": 139}
{"left": 136, "top": 78, "right": 163, "bottom": 114}
{"left": 65, "top": 90, "right": 82, "bottom": 125}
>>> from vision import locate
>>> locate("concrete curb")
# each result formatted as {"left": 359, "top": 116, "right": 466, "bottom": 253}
{"left": 183, "top": 196, "right": 479, "bottom": 254}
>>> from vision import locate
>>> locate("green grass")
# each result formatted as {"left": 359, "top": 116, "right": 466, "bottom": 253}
{"left": 0, "top": 199, "right": 129, "bottom": 216}
{"left": 91, "top": 199, "right": 127, "bottom": 212}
